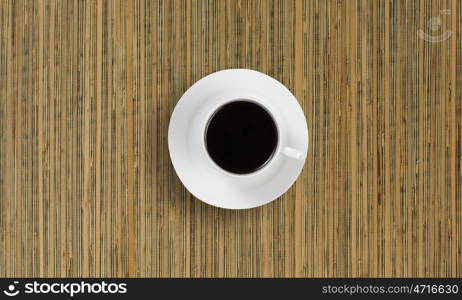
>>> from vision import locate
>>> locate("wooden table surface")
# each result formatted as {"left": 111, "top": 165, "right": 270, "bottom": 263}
{"left": 0, "top": 0, "right": 461, "bottom": 278}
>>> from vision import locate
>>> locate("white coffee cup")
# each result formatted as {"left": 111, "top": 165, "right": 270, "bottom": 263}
{"left": 168, "top": 69, "right": 308, "bottom": 209}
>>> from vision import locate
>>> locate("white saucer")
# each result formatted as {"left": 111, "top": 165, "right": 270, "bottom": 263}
{"left": 168, "top": 69, "right": 308, "bottom": 209}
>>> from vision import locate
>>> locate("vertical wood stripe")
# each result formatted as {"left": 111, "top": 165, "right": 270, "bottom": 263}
{"left": 0, "top": 0, "right": 461, "bottom": 277}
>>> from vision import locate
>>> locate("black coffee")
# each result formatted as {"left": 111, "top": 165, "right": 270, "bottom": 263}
{"left": 205, "top": 101, "right": 278, "bottom": 174}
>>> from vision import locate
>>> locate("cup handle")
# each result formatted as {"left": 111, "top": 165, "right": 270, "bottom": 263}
{"left": 282, "top": 147, "right": 304, "bottom": 161}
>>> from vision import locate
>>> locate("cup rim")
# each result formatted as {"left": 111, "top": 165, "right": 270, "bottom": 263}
{"left": 201, "top": 97, "right": 282, "bottom": 178}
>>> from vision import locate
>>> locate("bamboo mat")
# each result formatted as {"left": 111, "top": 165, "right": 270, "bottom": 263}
{"left": 0, "top": 0, "right": 461, "bottom": 278}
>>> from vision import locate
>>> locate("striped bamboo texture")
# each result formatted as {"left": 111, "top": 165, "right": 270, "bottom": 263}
{"left": 0, "top": 0, "right": 461, "bottom": 278}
